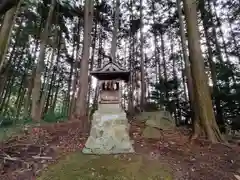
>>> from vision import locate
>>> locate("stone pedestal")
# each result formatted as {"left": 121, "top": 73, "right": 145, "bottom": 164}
{"left": 82, "top": 104, "right": 135, "bottom": 154}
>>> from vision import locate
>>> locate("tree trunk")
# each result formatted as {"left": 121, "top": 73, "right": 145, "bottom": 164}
{"left": 171, "top": 37, "right": 180, "bottom": 125}
{"left": 1, "top": 42, "right": 25, "bottom": 113}
{"left": 87, "top": 21, "right": 98, "bottom": 113}
{"left": 0, "top": 0, "right": 21, "bottom": 72}
{"left": 51, "top": 77, "right": 61, "bottom": 112}
{"left": 160, "top": 32, "right": 168, "bottom": 102}
{"left": 23, "top": 19, "right": 41, "bottom": 118}
{"left": 43, "top": 48, "right": 55, "bottom": 114}
{"left": 75, "top": 0, "right": 94, "bottom": 122}
{"left": 67, "top": 52, "right": 74, "bottom": 115}
{"left": 151, "top": 1, "right": 158, "bottom": 83}
{"left": 16, "top": 88, "right": 25, "bottom": 120}
{"left": 69, "top": 19, "right": 82, "bottom": 117}
{"left": 199, "top": 0, "right": 226, "bottom": 132}
{"left": 110, "top": 0, "right": 120, "bottom": 62}
{"left": 92, "top": 28, "right": 103, "bottom": 111}
{"left": 182, "top": 0, "right": 224, "bottom": 142}
{"left": 139, "top": 0, "right": 146, "bottom": 110}
{"left": 23, "top": 69, "right": 35, "bottom": 118}
{"left": 15, "top": 50, "right": 32, "bottom": 119}
{"left": 31, "top": 0, "right": 56, "bottom": 122}
{"left": 127, "top": 0, "right": 134, "bottom": 115}
{"left": 177, "top": 0, "right": 201, "bottom": 136}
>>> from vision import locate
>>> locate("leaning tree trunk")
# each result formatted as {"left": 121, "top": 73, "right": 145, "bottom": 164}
{"left": 69, "top": 18, "right": 82, "bottom": 117}
{"left": 0, "top": 0, "right": 21, "bottom": 72}
{"left": 182, "top": 0, "right": 224, "bottom": 143}
{"left": 31, "top": 0, "right": 56, "bottom": 122}
{"left": 74, "top": 0, "right": 94, "bottom": 123}
{"left": 2, "top": 44, "right": 25, "bottom": 115}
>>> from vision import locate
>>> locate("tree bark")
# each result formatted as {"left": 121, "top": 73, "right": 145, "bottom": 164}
{"left": 110, "top": 0, "right": 120, "bottom": 62}
{"left": 87, "top": 21, "right": 98, "bottom": 113}
{"left": 199, "top": 0, "right": 227, "bottom": 132}
{"left": 69, "top": 18, "right": 82, "bottom": 117}
{"left": 23, "top": 69, "right": 35, "bottom": 118}
{"left": 140, "top": 0, "right": 146, "bottom": 110}
{"left": 0, "top": 0, "right": 21, "bottom": 72}
{"left": 74, "top": 0, "right": 94, "bottom": 121}
{"left": 31, "top": 0, "right": 56, "bottom": 122}
{"left": 182, "top": 0, "right": 224, "bottom": 143}
{"left": 160, "top": 32, "right": 169, "bottom": 102}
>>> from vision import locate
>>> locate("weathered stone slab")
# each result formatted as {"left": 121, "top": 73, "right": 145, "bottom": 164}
{"left": 82, "top": 104, "right": 134, "bottom": 154}
{"left": 143, "top": 111, "right": 175, "bottom": 130}
{"left": 135, "top": 111, "right": 175, "bottom": 140}
{"left": 142, "top": 126, "right": 163, "bottom": 139}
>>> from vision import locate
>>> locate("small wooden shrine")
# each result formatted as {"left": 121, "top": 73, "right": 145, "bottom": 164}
{"left": 90, "top": 61, "right": 130, "bottom": 104}
{"left": 82, "top": 60, "right": 134, "bottom": 154}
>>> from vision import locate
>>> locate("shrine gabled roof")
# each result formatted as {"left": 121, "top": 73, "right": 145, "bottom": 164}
{"left": 90, "top": 61, "right": 130, "bottom": 81}
{"left": 91, "top": 61, "right": 128, "bottom": 73}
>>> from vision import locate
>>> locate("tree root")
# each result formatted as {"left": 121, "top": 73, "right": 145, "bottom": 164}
{"left": 2, "top": 152, "right": 19, "bottom": 161}
{"left": 189, "top": 133, "right": 199, "bottom": 144}
{"left": 32, "top": 156, "right": 52, "bottom": 160}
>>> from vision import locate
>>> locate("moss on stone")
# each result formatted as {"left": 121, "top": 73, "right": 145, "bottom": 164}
{"left": 38, "top": 152, "right": 173, "bottom": 180}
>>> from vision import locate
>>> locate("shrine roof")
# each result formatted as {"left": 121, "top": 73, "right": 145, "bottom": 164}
{"left": 90, "top": 61, "right": 130, "bottom": 81}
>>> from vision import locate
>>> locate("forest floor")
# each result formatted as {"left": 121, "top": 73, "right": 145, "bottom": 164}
{"left": 0, "top": 120, "right": 239, "bottom": 180}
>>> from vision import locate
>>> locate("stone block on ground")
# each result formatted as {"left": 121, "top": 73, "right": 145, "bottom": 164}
{"left": 82, "top": 104, "right": 134, "bottom": 154}
{"left": 134, "top": 112, "right": 154, "bottom": 122}
{"left": 137, "top": 111, "right": 175, "bottom": 139}
{"left": 143, "top": 111, "right": 175, "bottom": 130}
{"left": 134, "top": 111, "right": 174, "bottom": 124}
{"left": 142, "top": 126, "right": 163, "bottom": 139}
{"left": 145, "top": 119, "right": 174, "bottom": 130}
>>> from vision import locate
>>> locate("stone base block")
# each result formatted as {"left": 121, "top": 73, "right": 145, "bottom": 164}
{"left": 82, "top": 104, "right": 135, "bottom": 154}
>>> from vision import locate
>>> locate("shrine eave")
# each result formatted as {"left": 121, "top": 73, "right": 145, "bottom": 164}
{"left": 90, "top": 71, "right": 130, "bottom": 82}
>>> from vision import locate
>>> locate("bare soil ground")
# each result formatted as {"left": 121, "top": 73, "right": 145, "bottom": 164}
{"left": 0, "top": 120, "right": 239, "bottom": 180}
